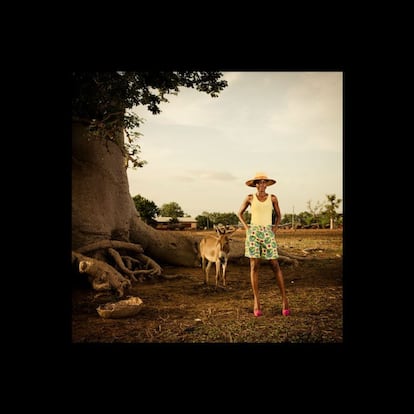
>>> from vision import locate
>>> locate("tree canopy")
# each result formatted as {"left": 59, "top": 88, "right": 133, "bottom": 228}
{"left": 72, "top": 72, "right": 228, "bottom": 168}
{"left": 132, "top": 194, "right": 160, "bottom": 224}
{"left": 159, "top": 202, "right": 185, "bottom": 219}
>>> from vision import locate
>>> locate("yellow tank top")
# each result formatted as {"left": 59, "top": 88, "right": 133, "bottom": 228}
{"left": 250, "top": 194, "right": 273, "bottom": 226}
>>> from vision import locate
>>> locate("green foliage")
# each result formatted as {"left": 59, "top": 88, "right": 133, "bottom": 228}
{"left": 196, "top": 215, "right": 208, "bottom": 229}
{"left": 72, "top": 72, "right": 228, "bottom": 169}
{"left": 297, "top": 211, "right": 314, "bottom": 226}
{"left": 281, "top": 213, "right": 300, "bottom": 225}
{"left": 324, "top": 194, "right": 342, "bottom": 220}
{"left": 279, "top": 195, "right": 342, "bottom": 228}
{"left": 193, "top": 198, "right": 342, "bottom": 230}
{"left": 318, "top": 211, "right": 331, "bottom": 228}
{"left": 197, "top": 212, "right": 213, "bottom": 229}
{"left": 196, "top": 211, "right": 243, "bottom": 229}
{"left": 132, "top": 194, "right": 160, "bottom": 224}
{"left": 209, "top": 212, "right": 239, "bottom": 226}
{"left": 159, "top": 202, "right": 184, "bottom": 218}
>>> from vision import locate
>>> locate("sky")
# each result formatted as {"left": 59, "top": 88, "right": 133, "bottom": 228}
{"left": 127, "top": 71, "right": 343, "bottom": 218}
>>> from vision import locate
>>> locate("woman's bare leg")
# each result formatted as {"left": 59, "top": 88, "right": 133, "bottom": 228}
{"left": 250, "top": 258, "right": 261, "bottom": 314}
{"left": 269, "top": 259, "right": 290, "bottom": 314}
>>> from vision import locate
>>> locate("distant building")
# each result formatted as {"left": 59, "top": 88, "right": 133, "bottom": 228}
{"left": 154, "top": 216, "right": 197, "bottom": 230}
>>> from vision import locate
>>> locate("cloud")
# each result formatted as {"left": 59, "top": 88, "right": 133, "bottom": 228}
{"left": 175, "top": 170, "right": 238, "bottom": 182}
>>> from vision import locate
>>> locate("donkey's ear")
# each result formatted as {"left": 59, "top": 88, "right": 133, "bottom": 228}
{"left": 216, "top": 226, "right": 226, "bottom": 235}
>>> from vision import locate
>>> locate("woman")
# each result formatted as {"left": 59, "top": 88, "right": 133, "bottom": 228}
{"left": 237, "top": 172, "right": 290, "bottom": 317}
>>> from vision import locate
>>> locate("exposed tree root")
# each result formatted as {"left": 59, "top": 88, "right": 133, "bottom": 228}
{"left": 135, "top": 253, "right": 163, "bottom": 276}
{"left": 72, "top": 251, "right": 130, "bottom": 297}
{"left": 73, "top": 239, "right": 164, "bottom": 295}
{"left": 107, "top": 248, "right": 138, "bottom": 282}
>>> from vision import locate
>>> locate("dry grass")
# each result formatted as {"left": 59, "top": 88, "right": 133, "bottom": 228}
{"left": 72, "top": 229, "right": 343, "bottom": 344}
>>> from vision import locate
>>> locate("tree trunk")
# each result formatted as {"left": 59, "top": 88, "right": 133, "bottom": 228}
{"left": 72, "top": 122, "right": 200, "bottom": 271}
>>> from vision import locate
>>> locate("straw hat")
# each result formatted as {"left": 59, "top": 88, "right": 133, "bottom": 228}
{"left": 245, "top": 172, "right": 277, "bottom": 187}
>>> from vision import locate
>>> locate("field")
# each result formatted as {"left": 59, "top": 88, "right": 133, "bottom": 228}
{"left": 72, "top": 229, "right": 343, "bottom": 344}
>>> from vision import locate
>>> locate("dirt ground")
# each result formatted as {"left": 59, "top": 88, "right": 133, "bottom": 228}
{"left": 72, "top": 229, "right": 343, "bottom": 343}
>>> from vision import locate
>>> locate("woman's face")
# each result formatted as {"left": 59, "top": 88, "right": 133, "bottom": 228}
{"left": 255, "top": 180, "right": 268, "bottom": 189}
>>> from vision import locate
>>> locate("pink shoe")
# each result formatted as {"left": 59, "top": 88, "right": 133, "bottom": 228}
{"left": 282, "top": 309, "right": 290, "bottom": 316}
{"left": 253, "top": 310, "right": 263, "bottom": 317}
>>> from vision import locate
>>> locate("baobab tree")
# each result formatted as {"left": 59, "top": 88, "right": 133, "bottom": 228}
{"left": 72, "top": 72, "right": 228, "bottom": 295}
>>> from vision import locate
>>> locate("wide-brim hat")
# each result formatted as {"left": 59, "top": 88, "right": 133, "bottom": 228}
{"left": 245, "top": 172, "right": 276, "bottom": 187}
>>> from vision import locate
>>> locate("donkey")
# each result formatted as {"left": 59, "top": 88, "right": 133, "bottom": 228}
{"left": 199, "top": 225, "right": 237, "bottom": 287}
